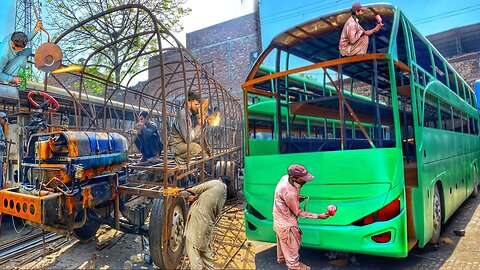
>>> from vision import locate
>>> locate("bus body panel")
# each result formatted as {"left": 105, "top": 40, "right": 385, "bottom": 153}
{"left": 244, "top": 148, "right": 410, "bottom": 257}
{"left": 243, "top": 3, "right": 479, "bottom": 257}
{"left": 245, "top": 207, "right": 409, "bottom": 258}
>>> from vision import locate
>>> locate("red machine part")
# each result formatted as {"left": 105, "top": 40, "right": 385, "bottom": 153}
{"left": 27, "top": 91, "right": 60, "bottom": 113}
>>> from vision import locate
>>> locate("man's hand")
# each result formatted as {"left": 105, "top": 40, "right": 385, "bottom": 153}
{"left": 316, "top": 212, "right": 330, "bottom": 219}
{"left": 187, "top": 195, "right": 196, "bottom": 203}
{"left": 12, "top": 77, "right": 23, "bottom": 85}
{"left": 197, "top": 111, "right": 209, "bottom": 126}
{"left": 34, "top": 21, "right": 44, "bottom": 32}
{"left": 136, "top": 122, "right": 144, "bottom": 130}
{"left": 374, "top": 23, "right": 382, "bottom": 32}
{"left": 126, "top": 129, "right": 137, "bottom": 135}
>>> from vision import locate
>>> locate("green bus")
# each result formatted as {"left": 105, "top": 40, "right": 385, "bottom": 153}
{"left": 242, "top": 3, "right": 479, "bottom": 257}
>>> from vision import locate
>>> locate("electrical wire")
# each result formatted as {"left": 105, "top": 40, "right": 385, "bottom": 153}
{"left": 262, "top": 0, "right": 351, "bottom": 26}
{"left": 12, "top": 215, "right": 26, "bottom": 234}
{"left": 414, "top": 6, "right": 480, "bottom": 25}
{"left": 262, "top": 0, "right": 349, "bottom": 21}
{"left": 262, "top": 1, "right": 479, "bottom": 29}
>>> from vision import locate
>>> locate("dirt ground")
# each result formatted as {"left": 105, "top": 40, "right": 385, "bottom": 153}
{"left": 1, "top": 191, "right": 479, "bottom": 270}
{"left": 0, "top": 195, "right": 255, "bottom": 270}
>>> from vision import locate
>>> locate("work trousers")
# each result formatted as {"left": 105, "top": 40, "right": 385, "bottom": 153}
{"left": 185, "top": 239, "right": 215, "bottom": 270}
{"left": 2, "top": 48, "right": 31, "bottom": 79}
{"left": 0, "top": 161, "right": 3, "bottom": 189}
{"left": 276, "top": 226, "right": 303, "bottom": 270}
{"left": 342, "top": 35, "right": 369, "bottom": 56}
{"left": 172, "top": 142, "right": 202, "bottom": 162}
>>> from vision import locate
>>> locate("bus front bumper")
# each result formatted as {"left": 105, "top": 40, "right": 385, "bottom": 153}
{"left": 245, "top": 208, "right": 408, "bottom": 258}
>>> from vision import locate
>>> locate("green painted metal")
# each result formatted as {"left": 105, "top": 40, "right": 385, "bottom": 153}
{"left": 244, "top": 148, "right": 408, "bottom": 257}
{"left": 243, "top": 4, "right": 480, "bottom": 258}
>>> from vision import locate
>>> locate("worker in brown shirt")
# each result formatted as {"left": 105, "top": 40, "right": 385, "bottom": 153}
{"left": 339, "top": 3, "right": 382, "bottom": 57}
{"left": 182, "top": 176, "right": 229, "bottom": 270}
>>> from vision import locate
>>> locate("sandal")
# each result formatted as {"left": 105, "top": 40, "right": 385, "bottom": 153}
{"left": 298, "top": 262, "right": 311, "bottom": 270}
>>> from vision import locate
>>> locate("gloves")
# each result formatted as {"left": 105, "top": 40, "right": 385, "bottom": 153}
{"left": 180, "top": 190, "right": 192, "bottom": 197}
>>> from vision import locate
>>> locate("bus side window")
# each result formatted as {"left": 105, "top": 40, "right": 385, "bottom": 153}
{"left": 424, "top": 95, "right": 438, "bottom": 128}
{"left": 440, "top": 101, "right": 453, "bottom": 131}
{"left": 453, "top": 109, "right": 462, "bottom": 132}
{"left": 469, "top": 117, "right": 478, "bottom": 135}
{"left": 462, "top": 113, "right": 469, "bottom": 134}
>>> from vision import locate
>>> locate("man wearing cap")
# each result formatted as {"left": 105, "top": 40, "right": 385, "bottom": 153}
{"left": 0, "top": 21, "right": 43, "bottom": 85}
{"left": 0, "top": 112, "right": 7, "bottom": 188}
{"left": 273, "top": 164, "right": 330, "bottom": 270}
{"left": 131, "top": 111, "right": 163, "bottom": 162}
{"left": 339, "top": 3, "right": 382, "bottom": 57}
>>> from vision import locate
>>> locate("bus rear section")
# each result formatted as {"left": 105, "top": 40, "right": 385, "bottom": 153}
{"left": 244, "top": 147, "right": 410, "bottom": 257}
{"left": 243, "top": 3, "right": 480, "bottom": 257}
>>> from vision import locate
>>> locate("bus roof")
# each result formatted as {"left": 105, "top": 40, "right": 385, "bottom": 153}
{"left": 246, "top": 2, "right": 475, "bottom": 104}
{"left": 266, "top": 3, "right": 396, "bottom": 63}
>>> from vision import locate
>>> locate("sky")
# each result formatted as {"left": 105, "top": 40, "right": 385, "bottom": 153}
{"left": 259, "top": 0, "right": 480, "bottom": 49}
{"left": 1, "top": 0, "right": 478, "bottom": 49}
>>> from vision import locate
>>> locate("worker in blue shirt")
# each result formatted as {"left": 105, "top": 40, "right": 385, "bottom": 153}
{"left": 0, "top": 21, "right": 42, "bottom": 85}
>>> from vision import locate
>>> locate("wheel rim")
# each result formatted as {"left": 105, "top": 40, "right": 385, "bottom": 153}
{"left": 433, "top": 191, "right": 441, "bottom": 232}
{"left": 169, "top": 204, "right": 185, "bottom": 253}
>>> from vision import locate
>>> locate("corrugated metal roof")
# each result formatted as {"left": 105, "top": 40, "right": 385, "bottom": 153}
{"left": 427, "top": 22, "right": 480, "bottom": 58}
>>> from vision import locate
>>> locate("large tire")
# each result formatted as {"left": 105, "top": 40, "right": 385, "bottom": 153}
{"left": 72, "top": 210, "right": 101, "bottom": 243}
{"left": 471, "top": 167, "right": 478, "bottom": 198}
{"left": 149, "top": 196, "right": 186, "bottom": 269}
{"left": 429, "top": 185, "right": 442, "bottom": 244}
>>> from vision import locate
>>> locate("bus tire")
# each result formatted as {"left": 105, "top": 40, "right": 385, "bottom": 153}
{"left": 429, "top": 185, "right": 443, "bottom": 244}
{"left": 72, "top": 209, "right": 101, "bottom": 243}
{"left": 471, "top": 167, "right": 478, "bottom": 198}
{"left": 149, "top": 196, "right": 186, "bottom": 270}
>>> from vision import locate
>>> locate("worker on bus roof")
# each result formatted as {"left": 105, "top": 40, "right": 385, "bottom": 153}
{"left": 339, "top": 3, "right": 382, "bottom": 57}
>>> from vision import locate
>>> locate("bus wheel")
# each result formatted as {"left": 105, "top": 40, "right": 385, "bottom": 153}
{"left": 430, "top": 185, "right": 442, "bottom": 244}
{"left": 73, "top": 209, "right": 101, "bottom": 243}
{"left": 471, "top": 168, "right": 478, "bottom": 198}
{"left": 149, "top": 196, "right": 186, "bottom": 269}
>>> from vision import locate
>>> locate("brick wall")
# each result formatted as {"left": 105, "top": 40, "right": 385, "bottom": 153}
{"left": 447, "top": 52, "right": 480, "bottom": 89}
{"left": 185, "top": 12, "right": 262, "bottom": 101}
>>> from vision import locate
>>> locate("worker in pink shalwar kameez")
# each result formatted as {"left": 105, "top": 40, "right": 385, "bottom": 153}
{"left": 339, "top": 3, "right": 382, "bottom": 57}
{"left": 273, "top": 164, "right": 330, "bottom": 270}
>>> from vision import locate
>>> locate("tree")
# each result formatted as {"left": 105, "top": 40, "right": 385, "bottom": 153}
{"left": 44, "top": 0, "right": 190, "bottom": 96}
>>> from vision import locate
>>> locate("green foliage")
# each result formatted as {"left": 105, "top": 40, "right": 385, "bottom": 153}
{"left": 44, "top": 0, "right": 191, "bottom": 95}
{"left": 298, "top": 73, "right": 318, "bottom": 82}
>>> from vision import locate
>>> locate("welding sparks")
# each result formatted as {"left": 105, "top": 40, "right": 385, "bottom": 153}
{"left": 208, "top": 111, "right": 221, "bottom": 126}
{"left": 51, "top": 65, "right": 83, "bottom": 74}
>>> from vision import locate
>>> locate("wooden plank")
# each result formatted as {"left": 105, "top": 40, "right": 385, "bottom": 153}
{"left": 405, "top": 187, "right": 417, "bottom": 243}
{"left": 394, "top": 61, "right": 410, "bottom": 72}
{"left": 243, "top": 53, "right": 387, "bottom": 89}
{"left": 397, "top": 85, "right": 411, "bottom": 97}
{"left": 404, "top": 161, "right": 418, "bottom": 187}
